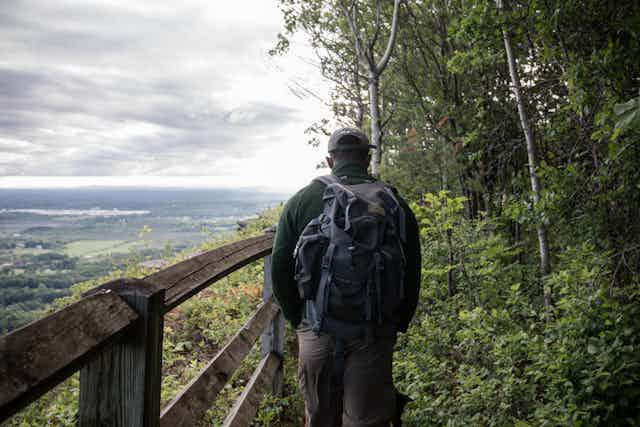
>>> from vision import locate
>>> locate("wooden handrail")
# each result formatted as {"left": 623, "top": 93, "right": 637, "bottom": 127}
{"left": 149, "top": 234, "right": 274, "bottom": 311}
{"left": 0, "top": 292, "right": 139, "bottom": 422}
{"left": 0, "top": 233, "right": 284, "bottom": 427}
{"left": 85, "top": 235, "right": 274, "bottom": 313}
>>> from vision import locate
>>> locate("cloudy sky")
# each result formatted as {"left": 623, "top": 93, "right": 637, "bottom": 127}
{"left": 0, "top": 0, "right": 333, "bottom": 191}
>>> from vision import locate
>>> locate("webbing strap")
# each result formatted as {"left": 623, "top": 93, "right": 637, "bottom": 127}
{"left": 343, "top": 193, "right": 357, "bottom": 231}
{"left": 382, "top": 185, "right": 407, "bottom": 243}
{"left": 314, "top": 243, "right": 336, "bottom": 333}
{"left": 365, "top": 276, "right": 373, "bottom": 322}
{"left": 374, "top": 252, "right": 383, "bottom": 324}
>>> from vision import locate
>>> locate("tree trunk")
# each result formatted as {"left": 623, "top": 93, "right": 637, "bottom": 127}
{"left": 446, "top": 229, "right": 456, "bottom": 297}
{"left": 458, "top": 174, "right": 473, "bottom": 219}
{"left": 498, "top": 0, "right": 552, "bottom": 306}
{"left": 353, "top": 57, "right": 365, "bottom": 128}
{"left": 441, "top": 148, "right": 456, "bottom": 296}
{"left": 341, "top": 0, "right": 400, "bottom": 178}
{"left": 368, "top": 72, "right": 382, "bottom": 176}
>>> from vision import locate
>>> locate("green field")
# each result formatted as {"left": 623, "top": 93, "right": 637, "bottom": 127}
{"left": 12, "top": 247, "right": 50, "bottom": 256}
{"left": 63, "top": 240, "right": 142, "bottom": 257}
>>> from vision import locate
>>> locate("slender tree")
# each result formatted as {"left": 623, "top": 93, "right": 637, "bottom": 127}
{"left": 340, "top": 0, "right": 401, "bottom": 176}
{"left": 496, "top": 0, "right": 552, "bottom": 306}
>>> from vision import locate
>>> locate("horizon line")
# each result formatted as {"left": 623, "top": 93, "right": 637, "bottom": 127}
{"left": 0, "top": 176, "right": 297, "bottom": 192}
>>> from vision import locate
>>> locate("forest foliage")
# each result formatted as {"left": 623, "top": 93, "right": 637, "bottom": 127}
{"left": 274, "top": 0, "right": 640, "bottom": 425}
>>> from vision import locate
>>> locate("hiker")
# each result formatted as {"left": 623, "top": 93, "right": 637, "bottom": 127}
{"left": 271, "top": 127, "right": 421, "bottom": 427}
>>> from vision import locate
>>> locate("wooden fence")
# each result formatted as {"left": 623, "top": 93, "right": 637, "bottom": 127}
{"left": 0, "top": 233, "right": 285, "bottom": 426}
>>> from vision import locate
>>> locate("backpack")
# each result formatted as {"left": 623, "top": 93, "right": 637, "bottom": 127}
{"left": 293, "top": 175, "right": 407, "bottom": 341}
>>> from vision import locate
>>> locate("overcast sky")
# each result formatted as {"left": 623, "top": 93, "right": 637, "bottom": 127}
{"left": 0, "top": 0, "right": 333, "bottom": 191}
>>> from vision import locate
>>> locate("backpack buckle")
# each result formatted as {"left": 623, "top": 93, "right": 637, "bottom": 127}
{"left": 321, "top": 243, "right": 336, "bottom": 270}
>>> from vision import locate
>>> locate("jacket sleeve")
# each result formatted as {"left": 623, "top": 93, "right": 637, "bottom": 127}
{"left": 395, "top": 199, "right": 422, "bottom": 332}
{"left": 270, "top": 196, "right": 303, "bottom": 328}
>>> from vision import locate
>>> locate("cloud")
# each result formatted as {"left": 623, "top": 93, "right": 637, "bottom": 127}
{"left": 0, "top": 0, "right": 331, "bottom": 186}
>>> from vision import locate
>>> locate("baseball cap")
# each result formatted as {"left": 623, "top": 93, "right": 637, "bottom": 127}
{"left": 327, "top": 127, "right": 376, "bottom": 152}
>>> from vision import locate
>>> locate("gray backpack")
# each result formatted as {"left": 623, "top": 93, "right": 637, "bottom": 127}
{"left": 294, "top": 175, "right": 407, "bottom": 340}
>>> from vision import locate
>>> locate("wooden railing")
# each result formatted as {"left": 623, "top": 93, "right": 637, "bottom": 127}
{"left": 0, "top": 233, "right": 285, "bottom": 427}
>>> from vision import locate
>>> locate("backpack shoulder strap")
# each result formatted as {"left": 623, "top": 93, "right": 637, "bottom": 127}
{"left": 376, "top": 181, "right": 407, "bottom": 243}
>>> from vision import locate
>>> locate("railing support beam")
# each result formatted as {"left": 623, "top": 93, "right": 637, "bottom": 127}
{"left": 261, "top": 253, "right": 285, "bottom": 396}
{"left": 79, "top": 279, "right": 165, "bottom": 427}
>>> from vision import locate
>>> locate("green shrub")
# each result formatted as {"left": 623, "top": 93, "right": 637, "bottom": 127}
{"left": 394, "top": 193, "right": 640, "bottom": 426}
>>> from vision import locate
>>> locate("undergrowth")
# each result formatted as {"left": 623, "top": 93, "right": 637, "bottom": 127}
{"left": 393, "top": 192, "right": 640, "bottom": 426}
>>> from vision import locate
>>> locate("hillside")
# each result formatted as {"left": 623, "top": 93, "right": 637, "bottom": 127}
{"left": 4, "top": 207, "right": 305, "bottom": 426}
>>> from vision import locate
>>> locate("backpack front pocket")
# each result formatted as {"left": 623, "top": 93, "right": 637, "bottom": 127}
{"left": 294, "top": 234, "right": 328, "bottom": 300}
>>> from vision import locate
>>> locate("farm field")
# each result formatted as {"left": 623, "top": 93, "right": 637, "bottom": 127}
{"left": 0, "top": 187, "right": 287, "bottom": 333}
{"left": 63, "top": 240, "right": 141, "bottom": 257}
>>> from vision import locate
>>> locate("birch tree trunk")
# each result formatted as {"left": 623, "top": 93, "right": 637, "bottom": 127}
{"left": 342, "top": 0, "right": 401, "bottom": 177}
{"left": 497, "top": 0, "right": 552, "bottom": 306}
{"left": 368, "top": 71, "right": 382, "bottom": 176}
{"left": 441, "top": 145, "right": 456, "bottom": 297}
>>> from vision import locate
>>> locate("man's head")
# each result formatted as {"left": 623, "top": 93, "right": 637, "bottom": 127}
{"left": 326, "top": 127, "right": 374, "bottom": 169}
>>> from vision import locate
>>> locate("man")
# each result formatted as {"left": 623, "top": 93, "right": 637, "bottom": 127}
{"left": 271, "top": 127, "right": 421, "bottom": 427}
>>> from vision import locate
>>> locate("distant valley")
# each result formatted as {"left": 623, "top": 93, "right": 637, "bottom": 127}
{"left": 0, "top": 187, "right": 286, "bottom": 333}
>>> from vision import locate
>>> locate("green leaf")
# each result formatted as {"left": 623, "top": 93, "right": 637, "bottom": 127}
{"left": 615, "top": 109, "right": 640, "bottom": 130}
{"left": 614, "top": 97, "right": 640, "bottom": 130}
{"left": 608, "top": 142, "right": 620, "bottom": 158}
{"left": 613, "top": 98, "right": 639, "bottom": 116}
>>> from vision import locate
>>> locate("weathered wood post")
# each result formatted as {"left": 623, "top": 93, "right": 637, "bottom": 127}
{"left": 79, "top": 279, "right": 165, "bottom": 427}
{"left": 261, "top": 250, "right": 285, "bottom": 396}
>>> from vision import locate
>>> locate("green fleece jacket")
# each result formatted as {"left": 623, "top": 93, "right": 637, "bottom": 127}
{"left": 270, "top": 161, "right": 422, "bottom": 332}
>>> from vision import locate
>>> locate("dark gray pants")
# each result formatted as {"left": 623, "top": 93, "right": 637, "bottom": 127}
{"left": 296, "top": 323, "right": 397, "bottom": 427}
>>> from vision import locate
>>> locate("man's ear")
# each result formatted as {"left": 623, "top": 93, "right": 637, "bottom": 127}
{"left": 326, "top": 156, "right": 334, "bottom": 169}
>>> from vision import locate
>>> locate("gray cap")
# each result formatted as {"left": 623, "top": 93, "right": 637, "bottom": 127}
{"left": 327, "top": 127, "right": 375, "bottom": 152}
